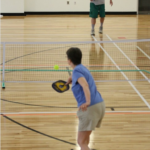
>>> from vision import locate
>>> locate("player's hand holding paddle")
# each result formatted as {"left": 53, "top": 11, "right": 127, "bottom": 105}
{"left": 66, "top": 76, "right": 72, "bottom": 85}
{"left": 52, "top": 80, "right": 70, "bottom": 93}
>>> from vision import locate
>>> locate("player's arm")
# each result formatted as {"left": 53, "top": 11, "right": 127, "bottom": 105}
{"left": 78, "top": 77, "right": 91, "bottom": 111}
{"left": 66, "top": 76, "right": 72, "bottom": 85}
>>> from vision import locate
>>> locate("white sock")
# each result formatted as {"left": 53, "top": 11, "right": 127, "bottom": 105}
{"left": 92, "top": 24, "right": 95, "bottom": 30}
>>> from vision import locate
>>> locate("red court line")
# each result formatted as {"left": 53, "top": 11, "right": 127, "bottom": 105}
{"left": 118, "top": 37, "right": 126, "bottom": 39}
{"left": 1, "top": 113, "right": 76, "bottom": 116}
{"left": 1, "top": 112, "right": 150, "bottom": 116}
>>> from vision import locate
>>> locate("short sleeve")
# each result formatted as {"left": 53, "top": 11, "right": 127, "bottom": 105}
{"left": 72, "top": 70, "right": 84, "bottom": 85}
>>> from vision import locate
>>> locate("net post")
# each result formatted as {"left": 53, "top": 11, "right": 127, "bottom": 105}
{"left": 2, "top": 43, "right": 6, "bottom": 89}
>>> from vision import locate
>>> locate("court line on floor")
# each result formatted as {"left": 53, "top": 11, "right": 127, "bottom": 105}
{"left": 0, "top": 36, "right": 108, "bottom": 39}
{"left": 1, "top": 28, "right": 144, "bottom": 30}
{"left": 1, "top": 111, "right": 150, "bottom": 116}
{"left": 2, "top": 112, "right": 149, "bottom": 147}
{"left": 0, "top": 98, "right": 148, "bottom": 109}
{"left": 0, "top": 33, "right": 91, "bottom": 35}
{"left": 106, "top": 34, "right": 150, "bottom": 84}
{"left": 2, "top": 114, "right": 77, "bottom": 146}
{"left": 137, "top": 46, "right": 150, "bottom": 60}
{"left": 92, "top": 36, "right": 150, "bottom": 109}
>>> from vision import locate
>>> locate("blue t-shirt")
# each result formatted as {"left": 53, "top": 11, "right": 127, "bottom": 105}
{"left": 72, "top": 64, "right": 103, "bottom": 107}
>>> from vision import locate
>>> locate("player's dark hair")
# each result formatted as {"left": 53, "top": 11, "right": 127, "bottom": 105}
{"left": 66, "top": 47, "right": 82, "bottom": 65}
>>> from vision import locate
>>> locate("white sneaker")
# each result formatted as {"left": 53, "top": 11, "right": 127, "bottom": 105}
{"left": 99, "top": 26, "right": 103, "bottom": 34}
{"left": 91, "top": 29, "right": 95, "bottom": 36}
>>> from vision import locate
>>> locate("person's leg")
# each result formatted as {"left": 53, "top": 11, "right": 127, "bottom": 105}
{"left": 85, "top": 135, "right": 90, "bottom": 145}
{"left": 91, "top": 18, "right": 96, "bottom": 31}
{"left": 99, "top": 4, "right": 105, "bottom": 34}
{"left": 77, "top": 131, "right": 92, "bottom": 150}
{"left": 100, "top": 17, "right": 105, "bottom": 28}
{"left": 84, "top": 132, "right": 90, "bottom": 146}
{"left": 91, "top": 18, "right": 96, "bottom": 35}
{"left": 90, "top": 3, "right": 98, "bottom": 35}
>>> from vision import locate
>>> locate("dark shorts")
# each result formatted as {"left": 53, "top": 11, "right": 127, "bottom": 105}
{"left": 90, "top": 3, "right": 105, "bottom": 18}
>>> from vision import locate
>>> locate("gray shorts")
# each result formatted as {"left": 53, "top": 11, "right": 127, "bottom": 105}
{"left": 77, "top": 101, "right": 105, "bottom": 131}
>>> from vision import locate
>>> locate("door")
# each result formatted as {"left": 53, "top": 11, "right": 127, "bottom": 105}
{"left": 139, "top": 0, "right": 150, "bottom": 14}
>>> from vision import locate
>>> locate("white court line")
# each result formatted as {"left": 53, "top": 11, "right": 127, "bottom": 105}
{"left": 1, "top": 38, "right": 92, "bottom": 39}
{"left": 106, "top": 34, "right": 150, "bottom": 84}
{"left": 1, "top": 111, "right": 150, "bottom": 115}
{"left": 92, "top": 36, "right": 150, "bottom": 109}
{"left": 137, "top": 46, "right": 150, "bottom": 60}
{"left": 1, "top": 34, "right": 98, "bottom": 35}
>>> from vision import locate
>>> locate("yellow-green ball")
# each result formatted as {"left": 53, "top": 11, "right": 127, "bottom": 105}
{"left": 54, "top": 65, "right": 59, "bottom": 70}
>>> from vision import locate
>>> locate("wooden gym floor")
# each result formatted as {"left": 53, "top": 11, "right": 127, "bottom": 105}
{"left": 1, "top": 15, "right": 150, "bottom": 150}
